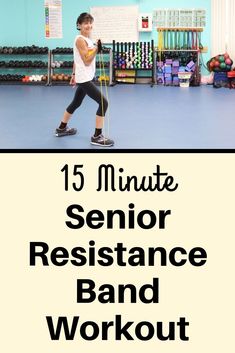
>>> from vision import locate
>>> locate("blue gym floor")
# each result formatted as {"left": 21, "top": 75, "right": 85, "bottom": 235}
{"left": 0, "top": 84, "right": 235, "bottom": 150}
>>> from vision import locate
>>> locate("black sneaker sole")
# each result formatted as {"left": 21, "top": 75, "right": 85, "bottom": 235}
{"left": 55, "top": 130, "right": 77, "bottom": 137}
{"left": 90, "top": 141, "right": 114, "bottom": 147}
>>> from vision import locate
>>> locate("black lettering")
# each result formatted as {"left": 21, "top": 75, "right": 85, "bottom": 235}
{"left": 30, "top": 242, "right": 49, "bottom": 266}
{"left": 156, "top": 321, "right": 175, "bottom": 340}
{"left": 77, "top": 279, "right": 96, "bottom": 303}
{"left": 71, "top": 247, "right": 87, "bottom": 266}
{"left": 97, "top": 164, "right": 116, "bottom": 191}
{"left": 128, "top": 247, "right": 145, "bottom": 266}
{"left": 169, "top": 247, "right": 187, "bottom": 266}
{"left": 51, "top": 247, "right": 69, "bottom": 266}
{"left": 102, "top": 321, "right": 114, "bottom": 340}
{"left": 137, "top": 210, "right": 157, "bottom": 229}
{"left": 114, "top": 243, "right": 127, "bottom": 266}
{"left": 66, "top": 204, "right": 84, "bottom": 229}
{"left": 46, "top": 316, "right": 79, "bottom": 340}
{"left": 139, "top": 278, "right": 159, "bottom": 303}
{"left": 159, "top": 210, "right": 171, "bottom": 229}
{"left": 115, "top": 315, "right": 134, "bottom": 340}
{"left": 189, "top": 247, "right": 207, "bottom": 266}
{"left": 80, "top": 321, "right": 99, "bottom": 340}
{"left": 135, "top": 321, "right": 155, "bottom": 340}
{"left": 118, "top": 284, "right": 137, "bottom": 303}
{"left": 86, "top": 210, "right": 104, "bottom": 229}
{"left": 98, "top": 284, "right": 115, "bottom": 303}
{"left": 107, "top": 209, "right": 126, "bottom": 228}
{"left": 177, "top": 317, "right": 189, "bottom": 341}
{"left": 148, "top": 247, "right": 167, "bottom": 266}
{"left": 98, "top": 247, "right": 114, "bottom": 266}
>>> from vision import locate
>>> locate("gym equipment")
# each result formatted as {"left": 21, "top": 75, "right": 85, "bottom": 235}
{"left": 157, "top": 28, "right": 203, "bottom": 51}
{"left": 0, "top": 45, "right": 48, "bottom": 55}
{"left": 113, "top": 40, "right": 155, "bottom": 85}
{"left": 227, "top": 70, "right": 235, "bottom": 89}
{"left": 156, "top": 49, "right": 200, "bottom": 87}
{"left": 50, "top": 47, "right": 74, "bottom": 85}
{"left": 156, "top": 28, "right": 202, "bottom": 87}
{"left": 0, "top": 45, "right": 49, "bottom": 85}
{"left": 95, "top": 39, "right": 111, "bottom": 139}
{"left": 213, "top": 72, "right": 229, "bottom": 88}
{"left": 52, "top": 47, "right": 73, "bottom": 54}
{"left": 207, "top": 53, "right": 233, "bottom": 73}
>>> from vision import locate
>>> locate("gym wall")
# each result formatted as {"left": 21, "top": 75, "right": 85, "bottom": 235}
{"left": 0, "top": 0, "right": 211, "bottom": 61}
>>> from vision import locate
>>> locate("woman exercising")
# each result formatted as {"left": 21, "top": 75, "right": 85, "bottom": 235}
{"left": 55, "top": 12, "right": 114, "bottom": 147}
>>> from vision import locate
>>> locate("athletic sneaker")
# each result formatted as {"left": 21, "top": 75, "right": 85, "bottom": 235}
{"left": 90, "top": 134, "right": 114, "bottom": 147}
{"left": 55, "top": 126, "right": 77, "bottom": 137}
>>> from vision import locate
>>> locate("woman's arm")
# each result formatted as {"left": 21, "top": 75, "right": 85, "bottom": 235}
{"left": 76, "top": 37, "right": 98, "bottom": 66}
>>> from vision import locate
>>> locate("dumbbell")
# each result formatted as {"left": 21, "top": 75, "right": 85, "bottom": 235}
{"left": 23, "top": 46, "right": 29, "bottom": 54}
{"left": 41, "top": 75, "right": 48, "bottom": 82}
{"left": 8, "top": 60, "right": 14, "bottom": 67}
{"left": 34, "top": 61, "right": 42, "bottom": 67}
{"left": 51, "top": 61, "right": 59, "bottom": 68}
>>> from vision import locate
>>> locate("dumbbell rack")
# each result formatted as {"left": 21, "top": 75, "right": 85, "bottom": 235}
{"left": 49, "top": 48, "right": 73, "bottom": 85}
{"left": 112, "top": 40, "right": 155, "bottom": 86}
{"left": 50, "top": 47, "right": 113, "bottom": 86}
{"left": 0, "top": 46, "right": 50, "bottom": 85}
{"left": 95, "top": 48, "right": 113, "bottom": 86}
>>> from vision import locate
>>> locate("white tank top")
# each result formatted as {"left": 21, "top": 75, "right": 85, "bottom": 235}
{"left": 73, "top": 34, "right": 96, "bottom": 83}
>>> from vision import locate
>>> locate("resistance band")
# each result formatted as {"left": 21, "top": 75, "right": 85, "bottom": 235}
{"left": 98, "top": 41, "right": 110, "bottom": 139}
{"left": 158, "top": 30, "right": 164, "bottom": 62}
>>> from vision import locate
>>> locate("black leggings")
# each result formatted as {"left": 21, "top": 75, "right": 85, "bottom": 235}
{"left": 66, "top": 81, "right": 108, "bottom": 116}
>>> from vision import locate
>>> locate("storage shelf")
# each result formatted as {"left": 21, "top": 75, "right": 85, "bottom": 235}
{"left": 112, "top": 40, "right": 155, "bottom": 85}
{"left": 156, "top": 49, "right": 199, "bottom": 52}
{"left": 0, "top": 66, "right": 48, "bottom": 69}
{"left": 0, "top": 53, "right": 48, "bottom": 56}
{"left": 50, "top": 81, "right": 70, "bottom": 86}
{"left": 157, "top": 27, "right": 203, "bottom": 32}
{"left": 115, "top": 76, "right": 152, "bottom": 79}
{"left": 114, "top": 68, "right": 153, "bottom": 71}
{"left": 0, "top": 81, "right": 46, "bottom": 85}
